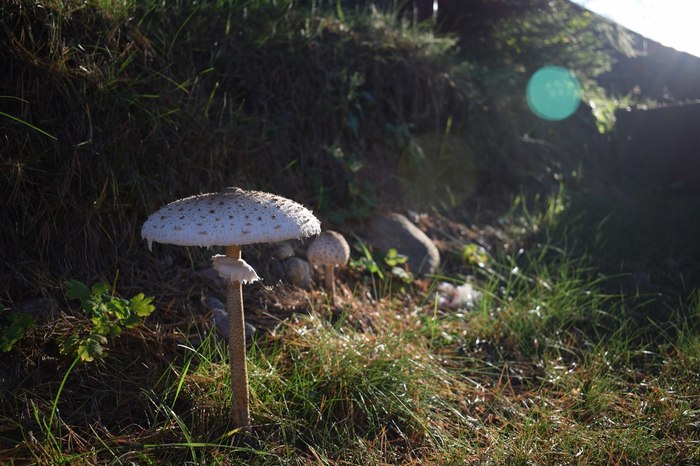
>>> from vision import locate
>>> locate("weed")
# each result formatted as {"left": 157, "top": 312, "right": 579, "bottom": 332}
{"left": 62, "top": 279, "right": 155, "bottom": 361}
{"left": 0, "top": 309, "right": 35, "bottom": 352}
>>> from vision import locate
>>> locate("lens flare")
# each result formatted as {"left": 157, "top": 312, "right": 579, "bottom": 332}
{"left": 397, "top": 133, "right": 477, "bottom": 210}
{"left": 526, "top": 66, "right": 581, "bottom": 121}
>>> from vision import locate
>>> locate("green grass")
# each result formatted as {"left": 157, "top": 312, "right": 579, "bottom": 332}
{"left": 3, "top": 234, "right": 699, "bottom": 464}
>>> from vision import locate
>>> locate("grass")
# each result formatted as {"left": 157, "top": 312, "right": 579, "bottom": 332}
{"left": 3, "top": 223, "right": 700, "bottom": 463}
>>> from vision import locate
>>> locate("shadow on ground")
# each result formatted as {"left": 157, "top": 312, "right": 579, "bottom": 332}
{"left": 552, "top": 182, "right": 700, "bottom": 312}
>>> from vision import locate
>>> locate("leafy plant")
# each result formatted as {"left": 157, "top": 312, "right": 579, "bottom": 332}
{"left": 461, "top": 243, "right": 490, "bottom": 267}
{"left": 321, "top": 143, "right": 379, "bottom": 225}
{"left": 62, "top": 279, "right": 155, "bottom": 361}
{"left": 349, "top": 241, "right": 385, "bottom": 280}
{"left": 0, "top": 309, "right": 35, "bottom": 352}
{"left": 350, "top": 245, "right": 415, "bottom": 284}
{"left": 383, "top": 248, "right": 414, "bottom": 283}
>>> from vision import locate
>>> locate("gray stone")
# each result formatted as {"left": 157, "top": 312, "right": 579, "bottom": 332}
{"left": 283, "top": 257, "right": 314, "bottom": 289}
{"left": 366, "top": 212, "right": 440, "bottom": 276}
{"left": 191, "top": 267, "right": 226, "bottom": 290}
{"left": 272, "top": 242, "right": 295, "bottom": 260}
{"left": 211, "top": 308, "right": 256, "bottom": 342}
{"left": 202, "top": 295, "right": 225, "bottom": 312}
{"left": 13, "top": 297, "right": 60, "bottom": 321}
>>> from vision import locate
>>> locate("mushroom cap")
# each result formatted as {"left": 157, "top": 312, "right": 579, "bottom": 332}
{"left": 307, "top": 230, "right": 350, "bottom": 267}
{"left": 142, "top": 187, "right": 321, "bottom": 248}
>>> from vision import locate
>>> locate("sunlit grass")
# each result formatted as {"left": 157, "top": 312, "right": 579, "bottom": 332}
{"left": 3, "top": 248, "right": 700, "bottom": 464}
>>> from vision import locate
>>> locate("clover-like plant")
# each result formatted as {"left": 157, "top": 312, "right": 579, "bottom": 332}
{"left": 62, "top": 279, "right": 155, "bottom": 362}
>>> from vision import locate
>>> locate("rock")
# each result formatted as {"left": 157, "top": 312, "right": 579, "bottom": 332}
{"left": 13, "top": 297, "right": 60, "bottom": 321}
{"left": 211, "top": 308, "right": 257, "bottom": 343}
{"left": 366, "top": 212, "right": 440, "bottom": 276}
{"left": 284, "top": 257, "right": 314, "bottom": 289}
{"left": 158, "top": 254, "right": 174, "bottom": 268}
{"left": 202, "top": 295, "right": 225, "bottom": 312}
{"left": 212, "top": 308, "right": 227, "bottom": 336}
{"left": 272, "top": 242, "right": 295, "bottom": 261}
{"left": 245, "top": 322, "right": 257, "bottom": 343}
{"left": 191, "top": 267, "right": 226, "bottom": 290}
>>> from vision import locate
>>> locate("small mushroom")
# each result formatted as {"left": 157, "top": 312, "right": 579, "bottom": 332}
{"left": 142, "top": 187, "right": 320, "bottom": 428}
{"left": 307, "top": 230, "right": 350, "bottom": 300}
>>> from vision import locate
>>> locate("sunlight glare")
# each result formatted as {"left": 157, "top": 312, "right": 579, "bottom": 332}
{"left": 526, "top": 66, "right": 581, "bottom": 121}
{"left": 574, "top": 0, "right": 700, "bottom": 57}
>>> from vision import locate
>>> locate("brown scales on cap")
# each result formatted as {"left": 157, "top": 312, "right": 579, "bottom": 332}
{"left": 142, "top": 187, "right": 320, "bottom": 428}
{"left": 141, "top": 187, "right": 320, "bottom": 249}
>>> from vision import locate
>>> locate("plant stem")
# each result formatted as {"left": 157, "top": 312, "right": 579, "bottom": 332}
{"left": 225, "top": 244, "right": 250, "bottom": 428}
{"left": 324, "top": 265, "right": 336, "bottom": 303}
{"left": 48, "top": 355, "right": 80, "bottom": 432}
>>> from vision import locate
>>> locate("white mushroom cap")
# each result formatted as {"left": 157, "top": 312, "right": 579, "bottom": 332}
{"left": 141, "top": 187, "right": 321, "bottom": 249}
{"left": 307, "top": 231, "right": 350, "bottom": 268}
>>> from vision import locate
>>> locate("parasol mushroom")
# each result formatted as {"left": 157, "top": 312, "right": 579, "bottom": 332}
{"left": 141, "top": 187, "right": 320, "bottom": 428}
{"left": 307, "top": 230, "right": 350, "bottom": 301}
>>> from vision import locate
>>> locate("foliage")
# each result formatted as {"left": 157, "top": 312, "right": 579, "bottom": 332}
{"left": 0, "top": 0, "right": 467, "bottom": 299}
{"left": 461, "top": 243, "right": 490, "bottom": 267}
{"left": 0, "top": 309, "right": 35, "bottom": 352}
{"left": 349, "top": 241, "right": 385, "bottom": 280}
{"left": 585, "top": 84, "right": 636, "bottom": 133}
{"left": 61, "top": 279, "right": 155, "bottom": 361}
{"left": 4, "top": 232, "right": 700, "bottom": 463}
{"left": 348, "top": 243, "right": 415, "bottom": 303}
{"left": 495, "top": 1, "right": 631, "bottom": 134}
{"left": 487, "top": 1, "right": 613, "bottom": 78}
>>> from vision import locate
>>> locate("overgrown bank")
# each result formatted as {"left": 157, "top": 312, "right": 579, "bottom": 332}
{"left": 1, "top": 0, "right": 614, "bottom": 301}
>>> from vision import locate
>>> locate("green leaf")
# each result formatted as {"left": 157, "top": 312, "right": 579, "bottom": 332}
{"left": 107, "top": 298, "right": 129, "bottom": 320}
{"left": 0, "top": 311, "right": 35, "bottom": 352}
{"left": 76, "top": 335, "right": 108, "bottom": 362}
{"left": 391, "top": 266, "right": 414, "bottom": 284}
{"left": 120, "top": 313, "right": 141, "bottom": 328}
{"left": 59, "top": 334, "right": 80, "bottom": 356}
{"left": 384, "top": 248, "right": 408, "bottom": 267}
{"left": 10, "top": 311, "right": 35, "bottom": 328}
{"left": 62, "top": 279, "right": 156, "bottom": 361}
{"left": 0, "top": 111, "right": 57, "bottom": 140}
{"left": 91, "top": 281, "right": 110, "bottom": 297}
{"left": 92, "top": 316, "right": 121, "bottom": 337}
{"left": 65, "top": 280, "right": 91, "bottom": 300}
{"left": 461, "top": 243, "right": 490, "bottom": 267}
{"left": 82, "top": 298, "right": 99, "bottom": 314}
{"left": 335, "top": 0, "right": 345, "bottom": 21}
{"left": 130, "top": 293, "right": 155, "bottom": 317}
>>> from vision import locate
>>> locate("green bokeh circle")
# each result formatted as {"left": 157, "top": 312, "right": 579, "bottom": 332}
{"left": 526, "top": 66, "right": 581, "bottom": 121}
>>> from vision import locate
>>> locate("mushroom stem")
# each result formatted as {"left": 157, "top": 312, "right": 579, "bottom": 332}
{"left": 324, "top": 264, "right": 336, "bottom": 302}
{"left": 225, "top": 244, "right": 250, "bottom": 428}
